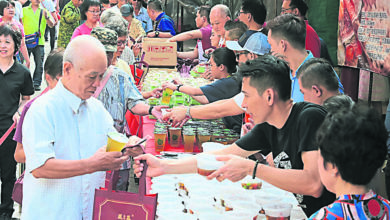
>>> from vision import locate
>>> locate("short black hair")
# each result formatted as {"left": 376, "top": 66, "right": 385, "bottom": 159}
{"left": 297, "top": 58, "right": 339, "bottom": 92}
{"left": 197, "top": 5, "right": 211, "bottom": 24}
{"left": 211, "top": 47, "right": 237, "bottom": 74}
{"left": 147, "top": 0, "right": 162, "bottom": 12}
{"left": 80, "top": 0, "right": 102, "bottom": 20}
{"left": 289, "top": 0, "right": 308, "bottom": 16}
{"left": 44, "top": 48, "right": 64, "bottom": 79}
{"left": 0, "top": 0, "right": 15, "bottom": 16}
{"left": 238, "top": 54, "right": 291, "bottom": 101}
{"left": 267, "top": 14, "right": 306, "bottom": 50}
{"left": 317, "top": 105, "right": 388, "bottom": 185}
{"left": 241, "top": 0, "right": 267, "bottom": 25}
{"left": 100, "top": 0, "right": 109, "bottom": 5}
{"left": 323, "top": 94, "right": 354, "bottom": 114}
{"left": 224, "top": 20, "right": 248, "bottom": 41}
{"left": 0, "top": 23, "right": 22, "bottom": 55}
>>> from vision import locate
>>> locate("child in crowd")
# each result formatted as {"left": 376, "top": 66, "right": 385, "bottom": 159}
{"left": 310, "top": 104, "right": 390, "bottom": 219}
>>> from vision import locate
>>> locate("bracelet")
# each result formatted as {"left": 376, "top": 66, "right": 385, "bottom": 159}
{"left": 176, "top": 84, "right": 183, "bottom": 92}
{"left": 252, "top": 160, "right": 260, "bottom": 179}
{"left": 185, "top": 106, "right": 192, "bottom": 119}
{"left": 148, "top": 106, "right": 154, "bottom": 115}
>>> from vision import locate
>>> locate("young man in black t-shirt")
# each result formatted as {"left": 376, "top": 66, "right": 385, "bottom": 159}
{"left": 133, "top": 55, "right": 334, "bottom": 216}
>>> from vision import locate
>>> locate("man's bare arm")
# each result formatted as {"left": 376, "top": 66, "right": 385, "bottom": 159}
{"left": 168, "top": 29, "right": 202, "bottom": 42}
{"left": 253, "top": 151, "right": 323, "bottom": 197}
{"left": 31, "top": 148, "right": 128, "bottom": 179}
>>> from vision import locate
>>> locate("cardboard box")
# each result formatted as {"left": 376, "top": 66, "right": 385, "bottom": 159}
{"left": 142, "top": 38, "right": 177, "bottom": 67}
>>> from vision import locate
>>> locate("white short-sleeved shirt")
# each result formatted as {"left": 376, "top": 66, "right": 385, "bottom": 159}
{"left": 41, "top": 0, "right": 56, "bottom": 12}
{"left": 233, "top": 92, "right": 245, "bottom": 110}
{"left": 13, "top": 1, "right": 23, "bottom": 21}
{"left": 22, "top": 80, "right": 115, "bottom": 220}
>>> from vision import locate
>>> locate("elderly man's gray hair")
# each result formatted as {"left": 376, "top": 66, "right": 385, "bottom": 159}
{"left": 100, "top": 8, "right": 122, "bottom": 25}
{"left": 211, "top": 4, "right": 231, "bottom": 18}
{"left": 105, "top": 17, "right": 129, "bottom": 37}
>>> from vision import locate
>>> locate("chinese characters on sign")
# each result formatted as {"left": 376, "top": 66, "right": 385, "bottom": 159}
{"left": 338, "top": 0, "right": 390, "bottom": 76}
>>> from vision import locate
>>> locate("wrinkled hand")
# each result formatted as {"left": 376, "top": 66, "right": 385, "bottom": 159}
{"left": 133, "top": 154, "right": 165, "bottom": 178}
{"left": 122, "top": 135, "right": 145, "bottom": 157}
{"left": 162, "top": 82, "right": 177, "bottom": 90}
{"left": 171, "top": 78, "right": 182, "bottom": 85}
{"left": 152, "top": 105, "right": 170, "bottom": 122}
{"left": 90, "top": 147, "right": 128, "bottom": 171}
{"left": 242, "top": 118, "right": 255, "bottom": 136}
{"left": 207, "top": 155, "right": 253, "bottom": 182}
{"left": 151, "top": 88, "right": 163, "bottom": 98}
{"left": 162, "top": 106, "right": 188, "bottom": 127}
{"left": 127, "top": 135, "right": 142, "bottom": 146}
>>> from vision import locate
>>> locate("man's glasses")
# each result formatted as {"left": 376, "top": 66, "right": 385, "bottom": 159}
{"left": 117, "top": 40, "right": 128, "bottom": 46}
{"left": 88, "top": 10, "right": 101, "bottom": 14}
{"left": 281, "top": 7, "right": 295, "bottom": 14}
{"left": 237, "top": 11, "right": 249, "bottom": 17}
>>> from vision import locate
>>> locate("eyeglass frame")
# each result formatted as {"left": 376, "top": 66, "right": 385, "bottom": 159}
{"left": 88, "top": 10, "right": 101, "bottom": 14}
{"left": 117, "top": 40, "right": 128, "bottom": 46}
{"left": 281, "top": 7, "right": 295, "bottom": 14}
{"left": 236, "top": 10, "right": 249, "bottom": 17}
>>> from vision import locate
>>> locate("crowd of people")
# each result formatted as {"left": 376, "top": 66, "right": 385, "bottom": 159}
{"left": 0, "top": 0, "right": 389, "bottom": 219}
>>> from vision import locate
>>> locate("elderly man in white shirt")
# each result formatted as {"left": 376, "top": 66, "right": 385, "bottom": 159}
{"left": 21, "top": 35, "right": 137, "bottom": 220}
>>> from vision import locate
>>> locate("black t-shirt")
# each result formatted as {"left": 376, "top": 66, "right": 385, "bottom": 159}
{"left": 200, "top": 76, "right": 243, "bottom": 133}
{"left": 236, "top": 102, "right": 335, "bottom": 216}
{"left": 0, "top": 62, "right": 34, "bottom": 131}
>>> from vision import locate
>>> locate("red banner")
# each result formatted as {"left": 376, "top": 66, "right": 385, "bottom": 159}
{"left": 338, "top": 0, "right": 390, "bottom": 76}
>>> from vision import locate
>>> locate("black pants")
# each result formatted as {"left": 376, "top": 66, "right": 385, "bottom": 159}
{"left": 28, "top": 45, "right": 44, "bottom": 87}
{"left": 44, "top": 24, "right": 56, "bottom": 51}
{"left": 0, "top": 130, "right": 16, "bottom": 217}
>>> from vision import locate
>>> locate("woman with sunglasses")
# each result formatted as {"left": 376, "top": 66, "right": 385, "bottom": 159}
{"left": 71, "top": 0, "right": 103, "bottom": 40}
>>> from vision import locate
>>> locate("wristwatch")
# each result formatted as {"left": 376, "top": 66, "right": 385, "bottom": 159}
{"left": 185, "top": 107, "right": 192, "bottom": 119}
{"left": 155, "top": 31, "right": 160, "bottom": 37}
{"left": 148, "top": 106, "right": 154, "bottom": 115}
{"left": 176, "top": 84, "right": 183, "bottom": 91}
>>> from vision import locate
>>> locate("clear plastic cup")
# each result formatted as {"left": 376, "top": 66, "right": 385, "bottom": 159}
{"left": 168, "top": 127, "right": 181, "bottom": 147}
{"left": 196, "top": 154, "right": 224, "bottom": 176}
{"left": 263, "top": 203, "right": 292, "bottom": 220}
{"left": 183, "top": 130, "right": 195, "bottom": 152}
{"left": 154, "top": 129, "right": 167, "bottom": 152}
